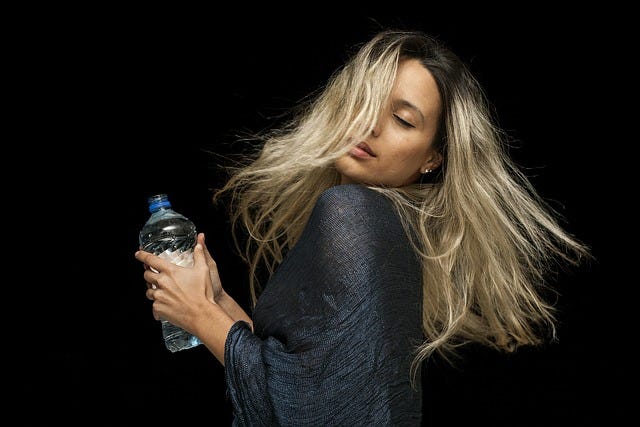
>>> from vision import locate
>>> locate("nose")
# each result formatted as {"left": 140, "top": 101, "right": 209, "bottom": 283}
{"left": 371, "top": 123, "right": 381, "bottom": 137}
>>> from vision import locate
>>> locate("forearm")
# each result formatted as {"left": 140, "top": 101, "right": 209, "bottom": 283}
{"left": 216, "top": 292, "right": 253, "bottom": 330}
{"left": 193, "top": 302, "right": 237, "bottom": 366}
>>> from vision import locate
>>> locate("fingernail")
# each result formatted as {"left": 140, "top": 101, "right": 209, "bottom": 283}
{"left": 195, "top": 244, "right": 202, "bottom": 250}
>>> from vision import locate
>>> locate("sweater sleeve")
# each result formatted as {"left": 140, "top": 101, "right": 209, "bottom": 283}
{"left": 223, "top": 184, "right": 424, "bottom": 426}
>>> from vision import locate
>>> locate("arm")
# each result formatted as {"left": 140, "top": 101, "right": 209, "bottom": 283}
{"left": 135, "top": 244, "right": 237, "bottom": 365}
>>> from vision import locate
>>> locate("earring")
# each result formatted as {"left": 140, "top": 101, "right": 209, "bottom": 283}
{"left": 422, "top": 168, "right": 432, "bottom": 174}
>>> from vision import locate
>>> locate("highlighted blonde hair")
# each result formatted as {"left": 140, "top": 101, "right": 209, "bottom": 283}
{"left": 213, "top": 30, "right": 590, "bottom": 381}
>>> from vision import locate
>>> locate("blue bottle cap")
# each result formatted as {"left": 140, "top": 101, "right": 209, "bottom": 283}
{"left": 148, "top": 194, "right": 171, "bottom": 213}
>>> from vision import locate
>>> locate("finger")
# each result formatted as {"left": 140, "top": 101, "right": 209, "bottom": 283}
{"left": 146, "top": 288, "right": 155, "bottom": 300}
{"left": 143, "top": 269, "right": 160, "bottom": 286}
{"left": 135, "top": 250, "right": 171, "bottom": 273}
{"left": 192, "top": 243, "right": 206, "bottom": 267}
{"left": 199, "top": 233, "right": 215, "bottom": 265}
{"left": 198, "top": 233, "right": 209, "bottom": 255}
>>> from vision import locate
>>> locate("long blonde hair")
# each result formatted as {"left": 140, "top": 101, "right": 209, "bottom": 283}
{"left": 213, "top": 30, "right": 590, "bottom": 380}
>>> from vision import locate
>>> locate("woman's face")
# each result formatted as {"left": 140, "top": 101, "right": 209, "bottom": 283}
{"left": 335, "top": 58, "right": 443, "bottom": 187}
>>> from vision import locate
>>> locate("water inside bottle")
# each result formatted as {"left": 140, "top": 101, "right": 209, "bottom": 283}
{"left": 161, "top": 321, "right": 201, "bottom": 352}
{"left": 139, "top": 201, "right": 201, "bottom": 352}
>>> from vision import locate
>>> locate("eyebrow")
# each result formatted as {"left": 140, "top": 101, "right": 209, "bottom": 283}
{"left": 393, "top": 99, "right": 425, "bottom": 125}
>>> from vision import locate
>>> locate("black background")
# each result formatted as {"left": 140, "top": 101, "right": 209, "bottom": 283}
{"left": 14, "top": 7, "right": 628, "bottom": 426}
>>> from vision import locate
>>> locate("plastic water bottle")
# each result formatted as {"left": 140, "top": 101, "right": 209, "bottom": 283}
{"left": 139, "top": 193, "right": 202, "bottom": 352}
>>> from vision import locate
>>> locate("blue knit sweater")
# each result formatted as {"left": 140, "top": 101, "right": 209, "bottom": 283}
{"left": 224, "top": 184, "right": 424, "bottom": 426}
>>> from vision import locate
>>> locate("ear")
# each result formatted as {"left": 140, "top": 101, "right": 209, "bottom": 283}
{"left": 420, "top": 151, "right": 443, "bottom": 174}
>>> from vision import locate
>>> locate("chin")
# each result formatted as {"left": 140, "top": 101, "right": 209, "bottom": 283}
{"left": 335, "top": 158, "right": 364, "bottom": 184}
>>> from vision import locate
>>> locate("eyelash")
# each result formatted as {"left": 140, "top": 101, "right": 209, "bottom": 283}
{"left": 393, "top": 114, "right": 415, "bottom": 128}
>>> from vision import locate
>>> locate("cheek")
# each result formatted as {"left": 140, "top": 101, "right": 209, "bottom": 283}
{"left": 378, "top": 140, "right": 431, "bottom": 185}
{"left": 388, "top": 143, "right": 427, "bottom": 170}
{"left": 387, "top": 155, "right": 422, "bottom": 183}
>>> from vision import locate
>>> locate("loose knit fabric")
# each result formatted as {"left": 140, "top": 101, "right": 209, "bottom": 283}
{"left": 224, "top": 184, "right": 424, "bottom": 426}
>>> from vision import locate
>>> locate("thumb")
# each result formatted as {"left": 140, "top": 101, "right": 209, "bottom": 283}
{"left": 192, "top": 243, "right": 206, "bottom": 267}
{"left": 198, "top": 233, "right": 215, "bottom": 266}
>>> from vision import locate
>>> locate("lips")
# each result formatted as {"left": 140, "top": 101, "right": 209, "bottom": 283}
{"left": 355, "top": 142, "right": 376, "bottom": 157}
{"left": 350, "top": 142, "right": 376, "bottom": 159}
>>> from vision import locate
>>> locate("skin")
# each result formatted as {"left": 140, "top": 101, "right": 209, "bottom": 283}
{"left": 136, "top": 233, "right": 251, "bottom": 365}
{"left": 136, "top": 58, "right": 445, "bottom": 365}
{"left": 335, "top": 58, "right": 443, "bottom": 187}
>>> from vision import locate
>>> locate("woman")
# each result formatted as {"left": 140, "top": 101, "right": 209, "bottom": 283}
{"left": 135, "top": 30, "right": 589, "bottom": 425}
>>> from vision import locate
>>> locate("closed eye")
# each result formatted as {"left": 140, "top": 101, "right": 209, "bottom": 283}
{"left": 393, "top": 114, "right": 415, "bottom": 128}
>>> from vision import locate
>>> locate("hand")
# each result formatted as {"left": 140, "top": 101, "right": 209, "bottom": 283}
{"left": 135, "top": 243, "right": 213, "bottom": 333}
{"left": 197, "top": 233, "right": 226, "bottom": 302}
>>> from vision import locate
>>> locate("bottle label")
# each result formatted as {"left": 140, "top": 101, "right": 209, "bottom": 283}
{"left": 157, "top": 248, "right": 194, "bottom": 268}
